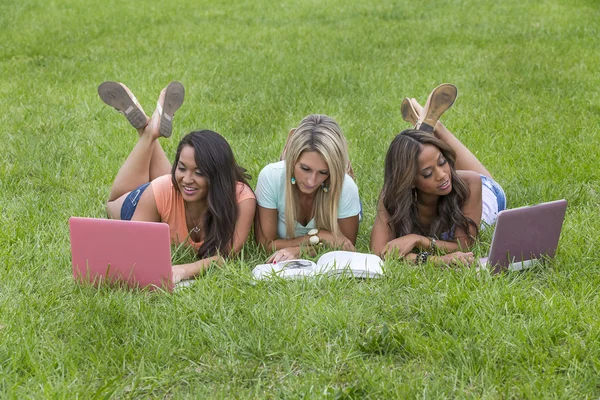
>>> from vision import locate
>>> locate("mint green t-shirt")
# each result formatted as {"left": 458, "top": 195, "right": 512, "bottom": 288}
{"left": 255, "top": 161, "right": 361, "bottom": 239}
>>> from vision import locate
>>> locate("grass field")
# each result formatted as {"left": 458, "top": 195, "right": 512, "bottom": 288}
{"left": 1, "top": 0, "right": 600, "bottom": 397}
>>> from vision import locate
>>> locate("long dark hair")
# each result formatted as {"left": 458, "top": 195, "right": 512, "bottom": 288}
{"left": 171, "top": 130, "right": 251, "bottom": 258}
{"left": 381, "top": 129, "right": 477, "bottom": 240}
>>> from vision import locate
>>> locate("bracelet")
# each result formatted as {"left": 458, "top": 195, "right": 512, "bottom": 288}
{"left": 307, "top": 228, "right": 320, "bottom": 245}
{"left": 416, "top": 252, "right": 430, "bottom": 264}
{"left": 428, "top": 237, "right": 437, "bottom": 254}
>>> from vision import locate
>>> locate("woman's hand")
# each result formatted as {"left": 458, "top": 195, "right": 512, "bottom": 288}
{"left": 172, "top": 265, "right": 186, "bottom": 283}
{"left": 267, "top": 247, "right": 301, "bottom": 264}
{"left": 436, "top": 251, "right": 475, "bottom": 267}
{"left": 382, "top": 234, "right": 420, "bottom": 258}
{"left": 318, "top": 230, "right": 355, "bottom": 251}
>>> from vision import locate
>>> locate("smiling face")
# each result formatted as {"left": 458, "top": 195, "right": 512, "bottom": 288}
{"left": 174, "top": 145, "right": 209, "bottom": 203}
{"left": 414, "top": 144, "right": 452, "bottom": 196}
{"left": 293, "top": 151, "right": 330, "bottom": 195}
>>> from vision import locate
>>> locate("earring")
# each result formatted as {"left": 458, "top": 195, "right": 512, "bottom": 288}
{"left": 412, "top": 188, "right": 417, "bottom": 204}
{"left": 291, "top": 177, "right": 296, "bottom": 185}
{"left": 321, "top": 183, "right": 329, "bottom": 193}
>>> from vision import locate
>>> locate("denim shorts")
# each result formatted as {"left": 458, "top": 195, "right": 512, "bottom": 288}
{"left": 120, "top": 182, "right": 151, "bottom": 220}
{"left": 480, "top": 175, "right": 506, "bottom": 212}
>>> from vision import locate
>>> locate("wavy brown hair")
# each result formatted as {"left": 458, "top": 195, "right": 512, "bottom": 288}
{"left": 171, "top": 130, "right": 251, "bottom": 258}
{"left": 381, "top": 129, "right": 477, "bottom": 240}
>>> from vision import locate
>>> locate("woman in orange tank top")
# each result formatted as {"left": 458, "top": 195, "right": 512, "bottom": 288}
{"left": 99, "top": 81, "right": 256, "bottom": 283}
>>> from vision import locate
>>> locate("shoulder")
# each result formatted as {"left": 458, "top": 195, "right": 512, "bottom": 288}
{"left": 256, "top": 161, "right": 286, "bottom": 192}
{"left": 457, "top": 170, "right": 481, "bottom": 183}
{"left": 340, "top": 174, "right": 359, "bottom": 197}
{"left": 236, "top": 182, "right": 256, "bottom": 202}
{"left": 337, "top": 174, "right": 361, "bottom": 216}
{"left": 149, "top": 175, "right": 179, "bottom": 219}
{"left": 150, "top": 174, "right": 174, "bottom": 192}
{"left": 258, "top": 161, "right": 286, "bottom": 179}
{"left": 456, "top": 171, "right": 482, "bottom": 189}
{"left": 456, "top": 170, "right": 482, "bottom": 199}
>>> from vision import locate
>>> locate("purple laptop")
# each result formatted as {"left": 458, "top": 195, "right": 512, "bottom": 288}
{"left": 69, "top": 217, "right": 174, "bottom": 291}
{"left": 480, "top": 199, "right": 567, "bottom": 273}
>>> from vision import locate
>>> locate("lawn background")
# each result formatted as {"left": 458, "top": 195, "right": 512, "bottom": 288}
{"left": 1, "top": 0, "right": 599, "bottom": 397}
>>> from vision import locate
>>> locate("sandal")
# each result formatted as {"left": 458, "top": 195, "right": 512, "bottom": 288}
{"left": 98, "top": 81, "right": 148, "bottom": 129}
{"left": 415, "top": 83, "right": 457, "bottom": 132}
{"left": 400, "top": 97, "right": 420, "bottom": 126}
{"left": 156, "top": 81, "right": 185, "bottom": 138}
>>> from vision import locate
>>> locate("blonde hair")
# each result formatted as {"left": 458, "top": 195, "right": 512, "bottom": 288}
{"left": 283, "top": 114, "right": 349, "bottom": 238}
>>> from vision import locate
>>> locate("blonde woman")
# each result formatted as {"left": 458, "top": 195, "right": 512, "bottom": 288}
{"left": 255, "top": 114, "right": 361, "bottom": 263}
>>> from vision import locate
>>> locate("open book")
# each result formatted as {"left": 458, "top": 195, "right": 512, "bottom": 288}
{"left": 252, "top": 251, "right": 383, "bottom": 280}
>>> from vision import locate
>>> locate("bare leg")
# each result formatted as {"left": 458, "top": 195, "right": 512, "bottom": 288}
{"left": 411, "top": 98, "right": 492, "bottom": 178}
{"left": 148, "top": 139, "right": 172, "bottom": 180}
{"left": 106, "top": 127, "right": 171, "bottom": 219}
{"left": 108, "top": 111, "right": 161, "bottom": 202}
{"left": 106, "top": 88, "right": 173, "bottom": 218}
{"left": 144, "top": 89, "right": 172, "bottom": 180}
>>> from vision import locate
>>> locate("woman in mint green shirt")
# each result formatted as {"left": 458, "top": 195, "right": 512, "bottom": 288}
{"left": 254, "top": 114, "right": 361, "bottom": 263}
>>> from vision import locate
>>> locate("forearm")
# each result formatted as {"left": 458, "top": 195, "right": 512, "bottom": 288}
{"left": 262, "top": 230, "right": 353, "bottom": 252}
{"left": 174, "top": 255, "right": 223, "bottom": 281}
{"left": 412, "top": 235, "right": 470, "bottom": 253}
{"left": 404, "top": 252, "right": 451, "bottom": 267}
{"left": 262, "top": 235, "right": 312, "bottom": 252}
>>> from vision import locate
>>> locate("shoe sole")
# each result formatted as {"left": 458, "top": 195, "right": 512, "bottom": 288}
{"left": 98, "top": 81, "right": 147, "bottom": 129}
{"left": 401, "top": 98, "right": 419, "bottom": 125}
{"left": 159, "top": 81, "right": 185, "bottom": 138}
{"left": 421, "top": 84, "right": 457, "bottom": 129}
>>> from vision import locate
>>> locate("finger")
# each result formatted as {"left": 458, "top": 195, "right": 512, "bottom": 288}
{"left": 274, "top": 252, "right": 285, "bottom": 263}
{"left": 267, "top": 252, "right": 277, "bottom": 263}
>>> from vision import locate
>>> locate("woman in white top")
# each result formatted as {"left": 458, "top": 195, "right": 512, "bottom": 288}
{"left": 255, "top": 114, "right": 361, "bottom": 263}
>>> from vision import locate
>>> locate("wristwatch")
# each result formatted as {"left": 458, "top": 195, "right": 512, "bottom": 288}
{"left": 307, "top": 228, "right": 320, "bottom": 245}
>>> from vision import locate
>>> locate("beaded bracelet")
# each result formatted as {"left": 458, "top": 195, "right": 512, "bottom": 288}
{"left": 416, "top": 252, "right": 431, "bottom": 264}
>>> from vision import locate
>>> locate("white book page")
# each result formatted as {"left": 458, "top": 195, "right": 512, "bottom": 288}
{"left": 252, "top": 259, "right": 318, "bottom": 280}
{"left": 315, "top": 251, "right": 383, "bottom": 278}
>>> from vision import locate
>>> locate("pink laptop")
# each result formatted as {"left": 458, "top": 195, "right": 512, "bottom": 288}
{"left": 480, "top": 199, "right": 567, "bottom": 273}
{"left": 69, "top": 217, "right": 174, "bottom": 291}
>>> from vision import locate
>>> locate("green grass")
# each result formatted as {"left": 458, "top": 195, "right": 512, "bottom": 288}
{"left": 1, "top": 0, "right": 600, "bottom": 397}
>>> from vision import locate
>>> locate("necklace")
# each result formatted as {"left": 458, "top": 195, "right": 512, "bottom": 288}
{"left": 185, "top": 206, "right": 201, "bottom": 234}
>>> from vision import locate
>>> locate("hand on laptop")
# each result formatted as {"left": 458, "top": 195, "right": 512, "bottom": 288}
{"left": 437, "top": 251, "right": 475, "bottom": 267}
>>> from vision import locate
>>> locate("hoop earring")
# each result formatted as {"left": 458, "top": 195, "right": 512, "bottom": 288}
{"left": 412, "top": 188, "right": 417, "bottom": 204}
{"left": 291, "top": 177, "right": 296, "bottom": 185}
